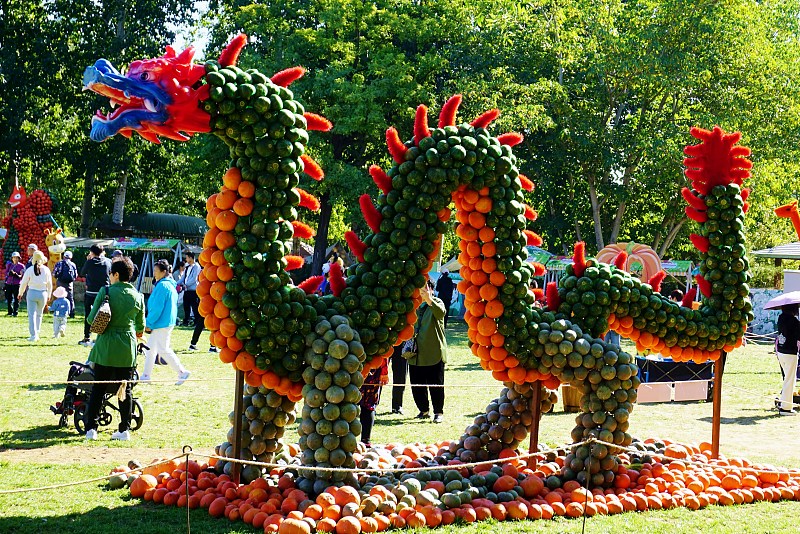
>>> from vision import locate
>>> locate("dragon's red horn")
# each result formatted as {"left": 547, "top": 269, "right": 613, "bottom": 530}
{"left": 292, "top": 221, "right": 315, "bottom": 239}
{"left": 218, "top": 34, "right": 247, "bottom": 67}
{"left": 613, "top": 251, "right": 628, "bottom": 269}
{"left": 329, "top": 262, "right": 346, "bottom": 297}
{"left": 271, "top": 66, "right": 306, "bottom": 87}
{"left": 648, "top": 271, "right": 667, "bottom": 293}
{"left": 524, "top": 230, "right": 543, "bottom": 246}
{"left": 572, "top": 242, "right": 587, "bottom": 277}
{"left": 298, "top": 276, "right": 324, "bottom": 295}
{"left": 284, "top": 255, "right": 304, "bottom": 271}
{"left": 546, "top": 281, "right": 561, "bottom": 311}
{"left": 295, "top": 188, "right": 321, "bottom": 211}
{"left": 386, "top": 127, "right": 408, "bottom": 164}
{"left": 498, "top": 132, "right": 524, "bottom": 147}
{"left": 369, "top": 165, "right": 392, "bottom": 194}
{"left": 301, "top": 155, "right": 324, "bottom": 180}
{"left": 518, "top": 174, "right": 534, "bottom": 192}
{"left": 359, "top": 195, "right": 382, "bottom": 233}
{"left": 414, "top": 105, "right": 431, "bottom": 145}
{"left": 438, "top": 95, "right": 462, "bottom": 128}
{"left": 304, "top": 113, "right": 333, "bottom": 132}
{"left": 471, "top": 109, "right": 500, "bottom": 129}
{"left": 345, "top": 231, "right": 367, "bottom": 262}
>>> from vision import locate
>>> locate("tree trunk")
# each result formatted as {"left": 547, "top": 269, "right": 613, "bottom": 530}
{"left": 311, "top": 193, "right": 332, "bottom": 276}
{"left": 80, "top": 161, "right": 95, "bottom": 237}
{"left": 111, "top": 173, "right": 127, "bottom": 226}
{"left": 658, "top": 219, "right": 686, "bottom": 257}
{"left": 587, "top": 177, "right": 604, "bottom": 250}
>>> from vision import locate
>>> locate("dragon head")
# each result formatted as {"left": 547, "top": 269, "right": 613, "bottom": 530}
{"left": 83, "top": 45, "right": 211, "bottom": 143}
{"left": 8, "top": 185, "right": 27, "bottom": 208}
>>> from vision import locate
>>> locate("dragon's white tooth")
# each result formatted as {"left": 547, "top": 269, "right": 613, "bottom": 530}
{"left": 144, "top": 99, "right": 157, "bottom": 112}
{"left": 110, "top": 101, "right": 118, "bottom": 108}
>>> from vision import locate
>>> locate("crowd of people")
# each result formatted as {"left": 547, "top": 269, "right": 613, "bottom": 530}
{"left": 3, "top": 243, "right": 201, "bottom": 441}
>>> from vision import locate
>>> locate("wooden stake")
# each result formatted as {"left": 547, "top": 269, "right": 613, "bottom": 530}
{"left": 711, "top": 354, "right": 725, "bottom": 460}
{"left": 232, "top": 369, "right": 245, "bottom": 484}
{"left": 528, "top": 381, "right": 542, "bottom": 468}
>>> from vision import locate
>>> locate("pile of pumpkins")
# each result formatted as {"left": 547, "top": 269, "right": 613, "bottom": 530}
{"left": 453, "top": 381, "right": 557, "bottom": 463}
{"left": 213, "top": 385, "right": 298, "bottom": 483}
{"left": 121, "top": 439, "right": 800, "bottom": 533}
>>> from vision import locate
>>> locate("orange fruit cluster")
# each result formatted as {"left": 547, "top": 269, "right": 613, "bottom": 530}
{"left": 453, "top": 186, "right": 558, "bottom": 390}
{"left": 198, "top": 166, "right": 302, "bottom": 402}
{"left": 607, "top": 314, "right": 743, "bottom": 364}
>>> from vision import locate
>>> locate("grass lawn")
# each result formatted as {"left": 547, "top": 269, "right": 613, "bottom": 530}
{"left": 1, "top": 309, "right": 799, "bottom": 533}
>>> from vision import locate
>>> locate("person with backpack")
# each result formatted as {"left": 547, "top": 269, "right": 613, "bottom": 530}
{"left": 53, "top": 251, "right": 78, "bottom": 318}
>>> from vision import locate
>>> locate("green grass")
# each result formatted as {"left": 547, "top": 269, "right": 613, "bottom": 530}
{"left": 1, "top": 312, "right": 799, "bottom": 533}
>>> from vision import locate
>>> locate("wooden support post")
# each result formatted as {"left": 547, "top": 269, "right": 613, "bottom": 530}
{"left": 711, "top": 354, "right": 725, "bottom": 460}
{"left": 231, "top": 369, "right": 245, "bottom": 485}
{"left": 528, "top": 381, "right": 542, "bottom": 468}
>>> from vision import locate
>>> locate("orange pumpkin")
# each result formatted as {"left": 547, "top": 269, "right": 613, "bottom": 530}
{"left": 129, "top": 474, "right": 157, "bottom": 498}
{"left": 278, "top": 518, "right": 311, "bottom": 534}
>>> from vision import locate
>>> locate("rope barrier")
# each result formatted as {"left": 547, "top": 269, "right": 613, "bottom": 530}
{"left": 0, "top": 454, "right": 185, "bottom": 495}
{"left": 724, "top": 383, "right": 799, "bottom": 409}
{"left": 191, "top": 439, "right": 595, "bottom": 475}
{"left": 1, "top": 437, "right": 798, "bottom": 496}
{"left": 591, "top": 438, "right": 800, "bottom": 478}
{"left": 0, "top": 379, "right": 517, "bottom": 388}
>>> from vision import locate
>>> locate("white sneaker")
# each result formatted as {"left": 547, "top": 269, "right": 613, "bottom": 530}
{"left": 27, "top": 336, "right": 37, "bottom": 342}
{"left": 85, "top": 429, "right": 98, "bottom": 440}
{"left": 209, "top": 346, "right": 218, "bottom": 353}
{"left": 138, "top": 375, "right": 151, "bottom": 383}
{"left": 87, "top": 340, "right": 95, "bottom": 348}
{"left": 111, "top": 430, "right": 131, "bottom": 441}
{"left": 176, "top": 371, "right": 191, "bottom": 386}
{"left": 188, "top": 345, "right": 198, "bottom": 351}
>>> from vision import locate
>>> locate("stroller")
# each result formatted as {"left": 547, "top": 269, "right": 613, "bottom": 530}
{"left": 50, "top": 346, "right": 146, "bottom": 435}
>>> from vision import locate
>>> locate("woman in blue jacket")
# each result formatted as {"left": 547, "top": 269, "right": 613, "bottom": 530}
{"left": 140, "top": 260, "right": 191, "bottom": 385}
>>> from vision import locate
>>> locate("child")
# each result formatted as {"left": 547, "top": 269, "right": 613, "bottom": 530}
{"left": 49, "top": 286, "right": 70, "bottom": 338}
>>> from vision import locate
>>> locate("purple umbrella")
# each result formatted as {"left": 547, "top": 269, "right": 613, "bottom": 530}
{"left": 764, "top": 291, "right": 800, "bottom": 310}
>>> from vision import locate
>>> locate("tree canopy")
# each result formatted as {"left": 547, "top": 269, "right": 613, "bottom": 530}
{"left": 2, "top": 0, "right": 800, "bottom": 282}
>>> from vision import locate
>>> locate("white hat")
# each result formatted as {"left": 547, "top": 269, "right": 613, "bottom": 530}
{"left": 53, "top": 287, "right": 68, "bottom": 299}
{"left": 63, "top": 251, "right": 73, "bottom": 259}
{"left": 11, "top": 251, "right": 20, "bottom": 258}
{"left": 28, "top": 243, "right": 38, "bottom": 251}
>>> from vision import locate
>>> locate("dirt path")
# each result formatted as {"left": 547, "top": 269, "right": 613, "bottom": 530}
{"left": 0, "top": 445, "right": 198, "bottom": 466}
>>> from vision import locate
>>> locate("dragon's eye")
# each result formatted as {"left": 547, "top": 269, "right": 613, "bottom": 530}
{"left": 139, "top": 72, "right": 149, "bottom": 81}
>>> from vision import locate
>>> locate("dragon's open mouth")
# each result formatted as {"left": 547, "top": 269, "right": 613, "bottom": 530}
{"left": 83, "top": 59, "right": 170, "bottom": 142}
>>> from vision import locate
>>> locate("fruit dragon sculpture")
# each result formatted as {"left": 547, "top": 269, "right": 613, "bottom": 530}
{"left": 1, "top": 185, "right": 59, "bottom": 267}
{"left": 85, "top": 35, "right": 753, "bottom": 494}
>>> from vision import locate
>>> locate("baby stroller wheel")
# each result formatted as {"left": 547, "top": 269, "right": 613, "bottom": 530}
{"left": 98, "top": 409, "right": 113, "bottom": 427}
{"left": 131, "top": 399, "right": 144, "bottom": 431}
{"left": 74, "top": 404, "right": 88, "bottom": 435}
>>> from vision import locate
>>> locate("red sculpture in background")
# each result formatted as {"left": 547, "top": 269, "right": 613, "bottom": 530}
{"left": 774, "top": 200, "right": 800, "bottom": 241}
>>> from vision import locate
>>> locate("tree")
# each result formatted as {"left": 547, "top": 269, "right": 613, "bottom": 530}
{"left": 0, "top": 0, "right": 202, "bottom": 236}
{"left": 521, "top": 0, "right": 800, "bottom": 259}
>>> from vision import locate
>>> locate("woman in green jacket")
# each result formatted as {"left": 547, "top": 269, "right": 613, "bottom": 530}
{"left": 408, "top": 280, "right": 447, "bottom": 423}
{"left": 84, "top": 257, "right": 146, "bottom": 441}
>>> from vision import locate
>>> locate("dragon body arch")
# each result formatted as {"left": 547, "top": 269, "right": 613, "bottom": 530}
{"left": 85, "top": 35, "right": 753, "bottom": 494}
